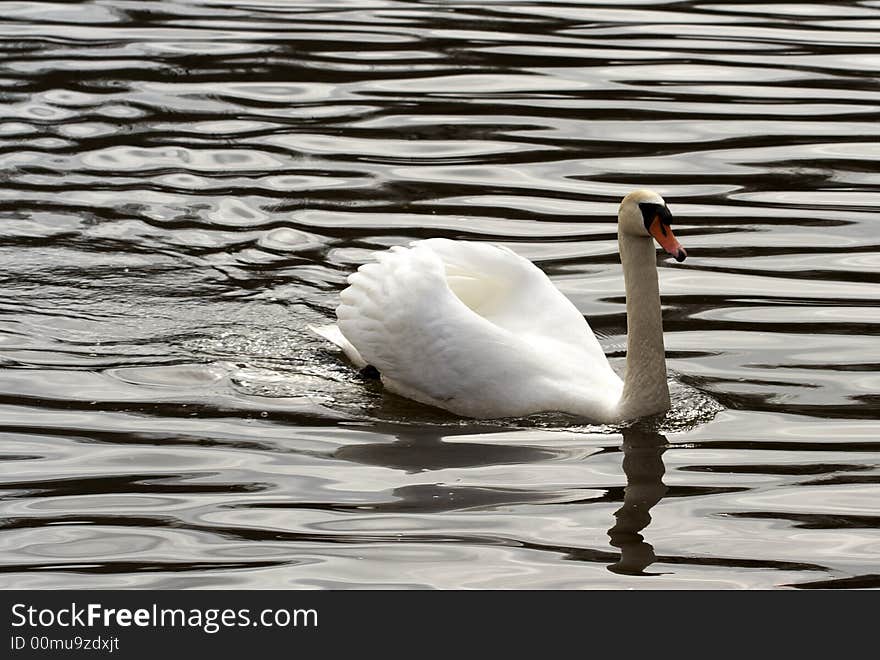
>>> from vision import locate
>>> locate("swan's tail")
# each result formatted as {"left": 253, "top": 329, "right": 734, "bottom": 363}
{"left": 308, "top": 323, "right": 368, "bottom": 368}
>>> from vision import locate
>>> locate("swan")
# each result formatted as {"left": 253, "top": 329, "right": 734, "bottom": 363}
{"left": 311, "top": 189, "right": 686, "bottom": 422}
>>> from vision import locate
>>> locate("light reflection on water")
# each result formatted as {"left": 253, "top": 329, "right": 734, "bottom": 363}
{"left": 0, "top": 0, "right": 878, "bottom": 589}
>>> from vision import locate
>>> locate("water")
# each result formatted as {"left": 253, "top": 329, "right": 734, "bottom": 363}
{"left": 1, "top": 0, "right": 878, "bottom": 589}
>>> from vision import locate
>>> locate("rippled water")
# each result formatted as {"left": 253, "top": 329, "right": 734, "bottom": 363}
{"left": 1, "top": 0, "right": 878, "bottom": 589}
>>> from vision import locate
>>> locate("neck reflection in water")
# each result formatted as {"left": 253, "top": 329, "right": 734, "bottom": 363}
{"left": 607, "top": 425, "right": 669, "bottom": 576}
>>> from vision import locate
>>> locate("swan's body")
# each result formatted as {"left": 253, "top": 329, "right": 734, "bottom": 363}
{"left": 312, "top": 189, "right": 686, "bottom": 422}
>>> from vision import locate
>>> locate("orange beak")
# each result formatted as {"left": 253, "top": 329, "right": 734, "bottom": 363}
{"left": 648, "top": 215, "right": 687, "bottom": 262}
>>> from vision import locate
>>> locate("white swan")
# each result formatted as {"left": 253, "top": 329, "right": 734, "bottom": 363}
{"left": 311, "top": 189, "right": 686, "bottom": 422}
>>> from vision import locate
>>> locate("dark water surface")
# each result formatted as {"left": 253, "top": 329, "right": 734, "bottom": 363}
{"left": 1, "top": 1, "right": 878, "bottom": 589}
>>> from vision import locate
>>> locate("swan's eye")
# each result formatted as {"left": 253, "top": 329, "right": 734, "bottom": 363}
{"left": 641, "top": 202, "right": 687, "bottom": 262}
{"left": 638, "top": 202, "right": 672, "bottom": 234}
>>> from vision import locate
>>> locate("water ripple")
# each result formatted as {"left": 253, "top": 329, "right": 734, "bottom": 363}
{"left": 0, "top": 0, "right": 877, "bottom": 589}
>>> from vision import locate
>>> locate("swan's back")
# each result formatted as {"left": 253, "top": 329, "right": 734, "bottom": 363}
{"left": 333, "top": 239, "right": 622, "bottom": 419}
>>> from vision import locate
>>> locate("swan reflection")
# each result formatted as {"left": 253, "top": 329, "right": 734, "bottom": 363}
{"left": 607, "top": 425, "right": 669, "bottom": 575}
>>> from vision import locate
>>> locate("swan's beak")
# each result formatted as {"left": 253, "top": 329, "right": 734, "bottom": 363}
{"left": 648, "top": 216, "right": 687, "bottom": 262}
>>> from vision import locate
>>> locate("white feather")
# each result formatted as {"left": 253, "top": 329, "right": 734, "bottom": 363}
{"left": 323, "top": 238, "right": 623, "bottom": 419}
{"left": 308, "top": 323, "right": 367, "bottom": 368}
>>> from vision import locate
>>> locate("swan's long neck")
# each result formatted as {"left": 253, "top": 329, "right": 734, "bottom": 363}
{"left": 617, "top": 229, "right": 671, "bottom": 418}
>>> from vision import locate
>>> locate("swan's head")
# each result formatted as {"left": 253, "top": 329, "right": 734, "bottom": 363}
{"left": 618, "top": 189, "right": 687, "bottom": 262}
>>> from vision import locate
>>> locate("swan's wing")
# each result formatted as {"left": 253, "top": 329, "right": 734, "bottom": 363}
{"left": 308, "top": 323, "right": 367, "bottom": 368}
{"left": 337, "top": 243, "right": 546, "bottom": 413}
{"left": 417, "top": 238, "right": 607, "bottom": 362}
